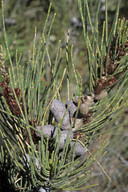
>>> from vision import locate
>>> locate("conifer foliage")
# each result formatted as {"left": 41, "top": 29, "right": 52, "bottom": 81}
{"left": 0, "top": 0, "right": 128, "bottom": 191}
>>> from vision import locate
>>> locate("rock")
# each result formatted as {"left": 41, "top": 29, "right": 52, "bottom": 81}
{"left": 56, "top": 130, "right": 73, "bottom": 149}
{"left": 66, "top": 100, "right": 77, "bottom": 116}
{"left": 70, "top": 141, "right": 87, "bottom": 156}
{"left": 23, "top": 154, "right": 41, "bottom": 170}
{"left": 50, "top": 99, "right": 71, "bottom": 130}
{"left": 36, "top": 125, "right": 57, "bottom": 138}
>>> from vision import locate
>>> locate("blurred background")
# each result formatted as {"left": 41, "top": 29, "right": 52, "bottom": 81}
{"left": 0, "top": 0, "right": 128, "bottom": 191}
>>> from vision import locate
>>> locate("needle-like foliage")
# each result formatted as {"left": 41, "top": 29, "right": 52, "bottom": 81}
{"left": 0, "top": 0, "right": 128, "bottom": 192}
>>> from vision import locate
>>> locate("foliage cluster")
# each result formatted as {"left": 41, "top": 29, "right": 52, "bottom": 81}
{"left": 0, "top": 0, "right": 128, "bottom": 192}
